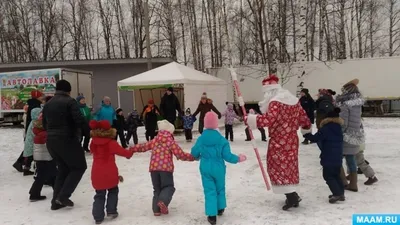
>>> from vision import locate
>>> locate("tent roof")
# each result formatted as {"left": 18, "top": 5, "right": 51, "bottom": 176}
{"left": 117, "top": 62, "right": 226, "bottom": 90}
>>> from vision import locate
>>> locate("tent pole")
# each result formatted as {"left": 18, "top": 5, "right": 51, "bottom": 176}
{"left": 117, "top": 88, "right": 121, "bottom": 108}
{"left": 132, "top": 90, "right": 136, "bottom": 110}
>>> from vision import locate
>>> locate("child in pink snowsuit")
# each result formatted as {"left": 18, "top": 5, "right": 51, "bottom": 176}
{"left": 130, "top": 120, "right": 195, "bottom": 216}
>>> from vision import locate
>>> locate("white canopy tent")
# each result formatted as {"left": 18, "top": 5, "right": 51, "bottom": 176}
{"left": 117, "top": 62, "right": 228, "bottom": 130}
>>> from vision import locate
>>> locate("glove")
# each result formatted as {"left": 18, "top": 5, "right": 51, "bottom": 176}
{"left": 119, "top": 175, "right": 124, "bottom": 183}
{"left": 238, "top": 154, "right": 247, "bottom": 162}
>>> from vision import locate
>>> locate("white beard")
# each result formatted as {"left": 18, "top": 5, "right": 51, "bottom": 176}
{"left": 258, "top": 84, "right": 299, "bottom": 114}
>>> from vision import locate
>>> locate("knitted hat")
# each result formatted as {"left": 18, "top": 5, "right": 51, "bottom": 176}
{"left": 204, "top": 112, "right": 219, "bottom": 129}
{"left": 116, "top": 108, "right": 123, "bottom": 114}
{"left": 326, "top": 107, "right": 341, "bottom": 118}
{"left": 262, "top": 74, "right": 279, "bottom": 86}
{"left": 148, "top": 99, "right": 154, "bottom": 104}
{"left": 157, "top": 120, "right": 175, "bottom": 134}
{"left": 327, "top": 89, "right": 336, "bottom": 96}
{"left": 167, "top": 87, "right": 173, "bottom": 92}
{"left": 89, "top": 120, "right": 112, "bottom": 130}
{"left": 56, "top": 80, "right": 72, "bottom": 92}
{"left": 201, "top": 92, "right": 207, "bottom": 99}
{"left": 76, "top": 95, "right": 85, "bottom": 103}
{"left": 31, "top": 90, "right": 43, "bottom": 99}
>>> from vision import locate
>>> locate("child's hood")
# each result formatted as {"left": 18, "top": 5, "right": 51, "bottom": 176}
{"left": 31, "top": 108, "right": 41, "bottom": 121}
{"left": 199, "top": 129, "right": 227, "bottom": 146}
{"left": 320, "top": 117, "right": 344, "bottom": 135}
{"left": 90, "top": 128, "right": 117, "bottom": 146}
{"left": 227, "top": 103, "right": 234, "bottom": 110}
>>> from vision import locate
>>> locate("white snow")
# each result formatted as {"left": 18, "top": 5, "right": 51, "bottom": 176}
{"left": 1, "top": 118, "right": 399, "bottom": 225}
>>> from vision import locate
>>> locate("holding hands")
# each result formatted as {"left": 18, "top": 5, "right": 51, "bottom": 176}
{"left": 238, "top": 154, "right": 247, "bottom": 162}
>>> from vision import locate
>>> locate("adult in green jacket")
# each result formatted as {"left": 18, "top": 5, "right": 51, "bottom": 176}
{"left": 77, "top": 95, "right": 92, "bottom": 152}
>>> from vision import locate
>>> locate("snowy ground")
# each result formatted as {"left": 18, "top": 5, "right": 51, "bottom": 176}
{"left": 1, "top": 118, "right": 400, "bottom": 225}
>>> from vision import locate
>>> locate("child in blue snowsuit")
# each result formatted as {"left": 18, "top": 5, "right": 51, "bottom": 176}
{"left": 191, "top": 112, "right": 246, "bottom": 225}
{"left": 182, "top": 108, "right": 196, "bottom": 142}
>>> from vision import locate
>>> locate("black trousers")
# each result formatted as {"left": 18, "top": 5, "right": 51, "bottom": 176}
{"left": 184, "top": 129, "right": 193, "bottom": 140}
{"left": 146, "top": 129, "right": 157, "bottom": 141}
{"left": 126, "top": 128, "right": 138, "bottom": 145}
{"left": 92, "top": 186, "right": 119, "bottom": 221}
{"left": 322, "top": 166, "right": 344, "bottom": 196}
{"left": 29, "top": 160, "right": 57, "bottom": 197}
{"left": 245, "top": 127, "right": 267, "bottom": 141}
{"left": 225, "top": 125, "right": 233, "bottom": 141}
{"left": 116, "top": 129, "right": 127, "bottom": 148}
{"left": 150, "top": 171, "right": 175, "bottom": 213}
{"left": 198, "top": 120, "right": 204, "bottom": 134}
{"left": 80, "top": 128, "right": 91, "bottom": 150}
{"left": 47, "top": 136, "right": 87, "bottom": 204}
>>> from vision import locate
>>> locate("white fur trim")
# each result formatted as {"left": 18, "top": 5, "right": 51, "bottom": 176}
{"left": 301, "top": 128, "right": 312, "bottom": 135}
{"left": 247, "top": 114, "right": 258, "bottom": 130}
{"left": 272, "top": 185, "right": 297, "bottom": 194}
{"left": 237, "top": 96, "right": 245, "bottom": 106}
{"left": 157, "top": 120, "right": 175, "bottom": 134}
{"left": 259, "top": 85, "right": 299, "bottom": 114}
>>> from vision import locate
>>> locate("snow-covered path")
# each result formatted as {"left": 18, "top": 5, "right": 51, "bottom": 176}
{"left": 1, "top": 118, "right": 399, "bottom": 225}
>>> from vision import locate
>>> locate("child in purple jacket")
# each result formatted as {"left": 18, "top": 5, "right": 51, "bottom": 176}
{"left": 222, "top": 103, "right": 241, "bottom": 142}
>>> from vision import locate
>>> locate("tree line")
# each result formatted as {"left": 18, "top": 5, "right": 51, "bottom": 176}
{"left": 0, "top": 0, "right": 398, "bottom": 72}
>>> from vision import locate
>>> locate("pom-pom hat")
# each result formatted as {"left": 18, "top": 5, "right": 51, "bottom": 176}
{"left": 157, "top": 120, "right": 175, "bottom": 134}
{"left": 89, "top": 120, "right": 112, "bottom": 130}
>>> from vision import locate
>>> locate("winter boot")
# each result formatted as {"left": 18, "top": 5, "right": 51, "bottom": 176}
{"left": 345, "top": 172, "right": 358, "bottom": 192}
{"left": 29, "top": 195, "right": 47, "bottom": 202}
{"left": 329, "top": 195, "right": 346, "bottom": 204}
{"left": 262, "top": 139, "right": 267, "bottom": 142}
{"left": 13, "top": 162, "right": 23, "bottom": 172}
{"left": 23, "top": 169, "right": 34, "bottom": 176}
{"left": 56, "top": 198, "right": 74, "bottom": 207}
{"left": 218, "top": 209, "right": 225, "bottom": 216}
{"left": 357, "top": 167, "right": 363, "bottom": 174}
{"left": 245, "top": 139, "right": 251, "bottom": 141}
{"left": 340, "top": 167, "right": 348, "bottom": 188}
{"left": 51, "top": 202, "right": 66, "bottom": 210}
{"left": 157, "top": 201, "right": 168, "bottom": 214}
{"left": 107, "top": 213, "right": 119, "bottom": 219}
{"left": 364, "top": 176, "right": 378, "bottom": 185}
{"left": 302, "top": 139, "right": 309, "bottom": 145}
{"left": 207, "top": 216, "right": 217, "bottom": 225}
{"left": 154, "top": 213, "right": 161, "bottom": 216}
{"left": 95, "top": 219, "right": 104, "bottom": 224}
{"left": 282, "top": 192, "right": 301, "bottom": 210}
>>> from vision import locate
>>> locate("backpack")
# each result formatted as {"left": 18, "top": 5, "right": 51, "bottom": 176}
{"left": 318, "top": 98, "right": 334, "bottom": 114}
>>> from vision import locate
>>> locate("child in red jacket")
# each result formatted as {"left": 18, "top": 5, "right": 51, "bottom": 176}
{"left": 89, "top": 120, "right": 134, "bottom": 224}
{"left": 28, "top": 112, "right": 57, "bottom": 201}
{"left": 130, "top": 120, "right": 195, "bottom": 216}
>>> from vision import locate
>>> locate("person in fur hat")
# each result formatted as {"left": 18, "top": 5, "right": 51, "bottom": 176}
{"left": 244, "top": 74, "right": 311, "bottom": 210}
{"left": 303, "top": 108, "right": 345, "bottom": 203}
{"left": 335, "top": 78, "right": 365, "bottom": 192}
{"left": 182, "top": 108, "right": 196, "bottom": 142}
{"left": 191, "top": 112, "right": 247, "bottom": 225}
{"left": 89, "top": 120, "right": 134, "bottom": 224}
{"left": 129, "top": 120, "right": 195, "bottom": 216}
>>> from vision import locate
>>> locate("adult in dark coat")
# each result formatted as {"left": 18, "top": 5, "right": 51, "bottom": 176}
{"left": 193, "top": 92, "right": 221, "bottom": 134}
{"left": 299, "top": 88, "right": 315, "bottom": 144}
{"left": 12, "top": 90, "right": 44, "bottom": 174}
{"left": 42, "top": 80, "right": 88, "bottom": 210}
{"left": 141, "top": 99, "right": 160, "bottom": 141}
{"left": 160, "top": 87, "right": 182, "bottom": 126}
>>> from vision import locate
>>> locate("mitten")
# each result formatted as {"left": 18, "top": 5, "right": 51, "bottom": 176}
{"left": 238, "top": 154, "right": 247, "bottom": 162}
{"left": 119, "top": 175, "right": 124, "bottom": 183}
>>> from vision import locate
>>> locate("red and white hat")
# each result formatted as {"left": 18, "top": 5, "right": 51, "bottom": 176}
{"left": 262, "top": 74, "right": 279, "bottom": 86}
